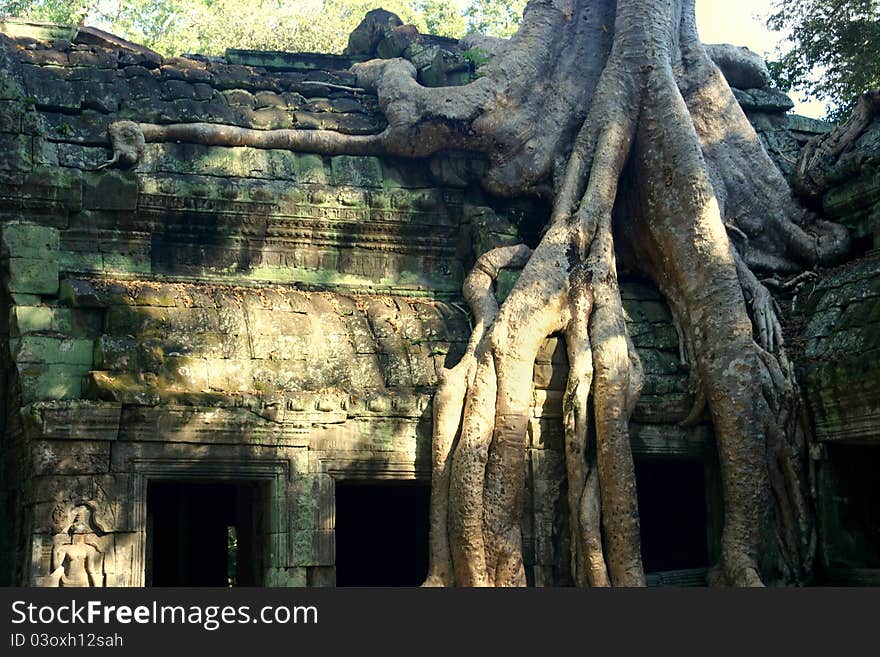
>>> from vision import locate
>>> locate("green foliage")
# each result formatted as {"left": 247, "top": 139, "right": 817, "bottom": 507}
{"left": 462, "top": 46, "right": 489, "bottom": 67}
{"left": 462, "top": 46, "right": 489, "bottom": 79}
{"left": 2, "top": 0, "right": 526, "bottom": 56}
{"left": 1, "top": 0, "right": 96, "bottom": 24}
{"left": 421, "top": 0, "right": 466, "bottom": 38}
{"left": 767, "top": 0, "right": 880, "bottom": 122}
{"left": 464, "top": 0, "right": 526, "bottom": 38}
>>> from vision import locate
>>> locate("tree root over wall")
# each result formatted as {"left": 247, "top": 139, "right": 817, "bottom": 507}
{"left": 106, "top": 0, "right": 859, "bottom": 586}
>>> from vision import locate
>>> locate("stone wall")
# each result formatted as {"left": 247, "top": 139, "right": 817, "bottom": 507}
{"left": 0, "top": 18, "right": 852, "bottom": 587}
{"left": 796, "top": 114, "right": 880, "bottom": 582}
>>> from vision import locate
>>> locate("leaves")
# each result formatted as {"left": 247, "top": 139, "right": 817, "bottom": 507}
{"left": 2, "top": 0, "right": 527, "bottom": 56}
{"left": 464, "top": 0, "right": 526, "bottom": 38}
{"left": 767, "top": 0, "right": 880, "bottom": 122}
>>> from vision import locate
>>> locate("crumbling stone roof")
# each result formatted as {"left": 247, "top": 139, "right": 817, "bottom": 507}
{"left": 0, "top": 18, "right": 386, "bottom": 140}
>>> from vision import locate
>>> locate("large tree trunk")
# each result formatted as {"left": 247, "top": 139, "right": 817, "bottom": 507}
{"left": 107, "top": 0, "right": 850, "bottom": 586}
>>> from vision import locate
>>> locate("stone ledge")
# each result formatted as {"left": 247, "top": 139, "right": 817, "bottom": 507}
{"left": 23, "top": 400, "right": 121, "bottom": 441}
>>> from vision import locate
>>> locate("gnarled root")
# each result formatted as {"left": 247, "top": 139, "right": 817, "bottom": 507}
{"left": 795, "top": 89, "right": 880, "bottom": 202}
{"left": 100, "top": 0, "right": 851, "bottom": 587}
{"left": 423, "top": 244, "right": 532, "bottom": 587}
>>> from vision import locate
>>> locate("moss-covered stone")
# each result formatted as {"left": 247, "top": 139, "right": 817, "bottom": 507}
{"left": 0, "top": 71, "right": 21, "bottom": 101}
{"left": 58, "top": 250, "right": 104, "bottom": 273}
{"left": 11, "top": 335, "right": 94, "bottom": 366}
{"left": 83, "top": 371, "right": 161, "bottom": 405}
{"left": 293, "top": 154, "right": 329, "bottom": 184}
{"left": 0, "top": 134, "right": 31, "bottom": 174}
{"left": 10, "top": 305, "right": 100, "bottom": 337}
{"left": 1, "top": 223, "right": 59, "bottom": 259}
{"left": 17, "top": 362, "right": 85, "bottom": 401}
{"left": 264, "top": 567, "right": 307, "bottom": 587}
{"left": 330, "top": 155, "right": 383, "bottom": 187}
{"left": 5, "top": 258, "right": 59, "bottom": 295}
{"left": 82, "top": 170, "right": 139, "bottom": 211}
{"left": 101, "top": 252, "right": 151, "bottom": 275}
{"left": 0, "top": 19, "right": 77, "bottom": 42}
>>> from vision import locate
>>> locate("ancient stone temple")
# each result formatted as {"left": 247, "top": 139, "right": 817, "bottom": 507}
{"left": 0, "top": 16, "right": 877, "bottom": 587}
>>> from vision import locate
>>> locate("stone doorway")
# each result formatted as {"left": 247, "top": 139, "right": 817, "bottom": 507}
{"left": 334, "top": 481, "right": 430, "bottom": 586}
{"left": 145, "top": 481, "right": 267, "bottom": 586}
{"left": 818, "top": 444, "right": 880, "bottom": 573}
{"left": 635, "top": 458, "right": 710, "bottom": 574}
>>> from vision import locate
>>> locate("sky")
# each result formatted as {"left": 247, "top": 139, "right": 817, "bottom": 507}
{"left": 694, "top": 0, "right": 823, "bottom": 117}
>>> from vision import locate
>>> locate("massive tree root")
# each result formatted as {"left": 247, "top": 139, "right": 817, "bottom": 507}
{"left": 109, "top": 0, "right": 851, "bottom": 586}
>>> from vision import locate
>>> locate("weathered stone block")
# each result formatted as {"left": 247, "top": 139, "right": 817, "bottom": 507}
{"left": 1, "top": 223, "right": 59, "bottom": 259}
{"left": 528, "top": 417, "right": 564, "bottom": 451}
{"left": 142, "top": 142, "right": 286, "bottom": 179}
{"left": 0, "top": 69, "right": 21, "bottom": 101}
{"left": 158, "top": 356, "right": 252, "bottom": 391}
{"left": 105, "top": 305, "right": 223, "bottom": 336}
{"left": 12, "top": 293, "right": 42, "bottom": 305}
{"left": 11, "top": 335, "right": 94, "bottom": 365}
{"left": 83, "top": 371, "right": 161, "bottom": 406}
{"left": 25, "top": 73, "right": 83, "bottom": 111}
{"left": 11, "top": 305, "right": 101, "bottom": 338}
{"left": 307, "top": 567, "right": 336, "bottom": 587}
{"left": 9, "top": 305, "right": 101, "bottom": 337}
{"left": 19, "top": 163, "right": 83, "bottom": 206}
{"left": 295, "top": 153, "right": 329, "bottom": 185}
{"left": 0, "top": 133, "right": 33, "bottom": 171}
{"left": 82, "top": 170, "right": 139, "bottom": 211}
{"left": 101, "top": 251, "right": 151, "bottom": 275}
{"left": 31, "top": 440, "right": 110, "bottom": 476}
{"left": 119, "top": 404, "right": 308, "bottom": 447}
{"left": 264, "top": 567, "right": 307, "bottom": 587}
{"left": 68, "top": 48, "right": 116, "bottom": 68}
{"left": 530, "top": 449, "right": 565, "bottom": 566}
{"left": 54, "top": 143, "right": 111, "bottom": 170}
{"left": 330, "top": 155, "right": 383, "bottom": 187}
{"left": 732, "top": 87, "right": 794, "bottom": 113}
{"left": 58, "top": 278, "right": 105, "bottom": 307}
{"left": 11, "top": 305, "right": 53, "bottom": 334}
{"left": 28, "top": 474, "right": 131, "bottom": 532}
{"left": 638, "top": 348, "right": 682, "bottom": 375}
{"left": 632, "top": 391, "right": 692, "bottom": 424}
{"left": 536, "top": 336, "right": 567, "bottom": 365}
{"left": 532, "top": 389, "right": 563, "bottom": 419}
{"left": 292, "top": 530, "right": 335, "bottom": 567}
{"left": 824, "top": 169, "right": 880, "bottom": 225}
{"left": 5, "top": 257, "right": 58, "bottom": 294}
{"left": 17, "top": 362, "right": 85, "bottom": 401}
{"left": 24, "top": 400, "right": 121, "bottom": 441}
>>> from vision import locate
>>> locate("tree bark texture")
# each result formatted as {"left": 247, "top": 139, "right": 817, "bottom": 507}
{"left": 106, "top": 0, "right": 853, "bottom": 586}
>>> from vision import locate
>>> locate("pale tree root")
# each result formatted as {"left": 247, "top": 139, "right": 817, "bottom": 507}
{"left": 422, "top": 244, "right": 532, "bottom": 588}
{"left": 676, "top": 12, "right": 832, "bottom": 584}
{"left": 436, "top": 69, "right": 645, "bottom": 585}
{"left": 99, "top": 0, "right": 853, "bottom": 587}
{"left": 616, "top": 6, "right": 837, "bottom": 583}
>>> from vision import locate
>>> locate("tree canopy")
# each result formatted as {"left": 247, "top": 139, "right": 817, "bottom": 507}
{"left": 1, "top": 0, "right": 525, "bottom": 55}
{"left": 767, "top": 0, "right": 880, "bottom": 122}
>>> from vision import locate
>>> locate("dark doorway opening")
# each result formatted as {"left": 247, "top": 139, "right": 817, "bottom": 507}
{"left": 335, "top": 481, "right": 430, "bottom": 586}
{"left": 146, "top": 481, "right": 265, "bottom": 587}
{"left": 821, "top": 444, "right": 880, "bottom": 569}
{"left": 635, "top": 458, "right": 709, "bottom": 573}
